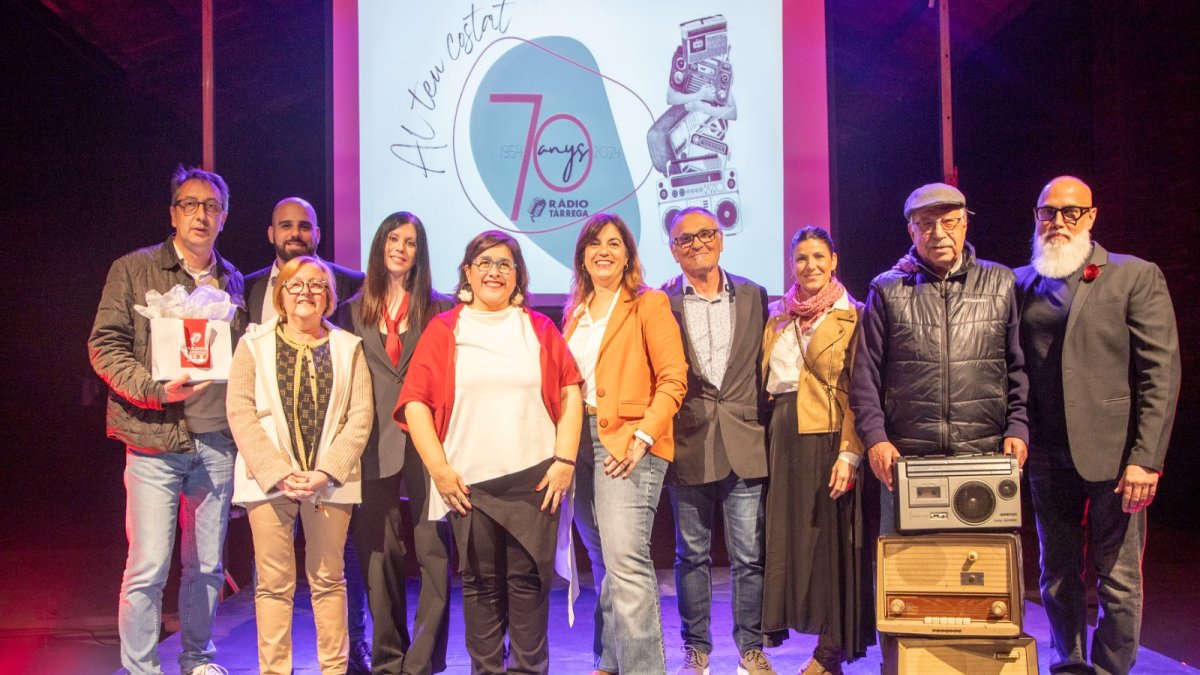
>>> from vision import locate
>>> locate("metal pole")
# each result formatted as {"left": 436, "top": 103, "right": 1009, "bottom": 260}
{"left": 938, "top": 0, "right": 956, "bottom": 185}
{"left": 202, "top": 0, "right": 214, "bottom": 171}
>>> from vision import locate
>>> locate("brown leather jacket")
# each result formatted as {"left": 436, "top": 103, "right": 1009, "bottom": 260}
{"left": 761, "top": 299, "right": 864, "bottom": 457}
{"left": 88, "top": 235, "right": 247, "bottom": 453}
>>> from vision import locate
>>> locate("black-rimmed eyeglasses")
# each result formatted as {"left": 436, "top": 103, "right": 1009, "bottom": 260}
{"left": 1034, "top": 206, "right": 1093, "bottom": 224}
{"left": 173, "top": 198, "right": 225, "bottom": 216}
{"left": 671, "top": 228, "right": 720, "bottom": 248}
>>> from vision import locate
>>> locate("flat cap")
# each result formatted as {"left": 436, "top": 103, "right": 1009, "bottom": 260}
{"left": 904, "top": 182, "right": 966, "bottom": 219}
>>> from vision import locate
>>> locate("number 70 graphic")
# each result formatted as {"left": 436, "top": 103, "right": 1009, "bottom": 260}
{"left": 490, "top": 93, "right": 594, "bottom": 220}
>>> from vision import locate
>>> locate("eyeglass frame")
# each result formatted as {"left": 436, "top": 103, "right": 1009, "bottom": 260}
{"left": 909, "top": 214, "right": 967, "bottom": 234}
{"left": 472, "top": 256, "right": 516, "bottom": 275}
{"left": 281, "top": 279, "right": 330, "bottom": 295}
{"left": 1034, "top": 205, "right": 1094, "bottom": 224}
{"left": 172, "top": 198, "right": 225, "bottom": 216}
{"left": 670, "top": 228, "right": 721, "bottom": 249}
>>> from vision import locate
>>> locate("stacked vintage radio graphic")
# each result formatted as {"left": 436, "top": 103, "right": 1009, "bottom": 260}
{"left": 878, "top": 455, "right": 1038, "bottom": 674}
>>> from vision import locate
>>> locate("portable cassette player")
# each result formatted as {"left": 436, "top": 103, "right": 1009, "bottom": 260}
{"left": 894, "top": 454, "right": 1021, "bottom": 533}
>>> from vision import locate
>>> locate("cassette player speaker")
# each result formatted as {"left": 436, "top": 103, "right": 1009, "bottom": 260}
{"left": 893, "top": 455, "right": 1021, "bottom": 533}
{"left": 657, "top": 169, "right": 740, "bottom": 235}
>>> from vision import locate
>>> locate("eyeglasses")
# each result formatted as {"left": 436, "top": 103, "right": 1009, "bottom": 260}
{"left": 671, "top": 228, "right": 720, "bottom": 248}
{"left": 473, "top": 257, "right": 515, "bottom": 275}
{"left": 1034, "top": 206, "right": 1093, "bottom": 224}
{"left": 282, "top": 279, "right": 329, "bottom": 295}
{"left": 910, "top": 216, "right": 965, "bottom": 233}
{"left": 173, "top": 198, "right": 225, "bottom": 216}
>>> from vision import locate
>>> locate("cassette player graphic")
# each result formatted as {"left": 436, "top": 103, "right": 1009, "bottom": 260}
{"left": 656, "top": 154, "right": 741, "bottom": 235}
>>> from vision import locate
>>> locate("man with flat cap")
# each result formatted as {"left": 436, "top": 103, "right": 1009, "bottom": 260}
{"left": 1016, "top": 176, "right": 1180, "bottom": 675}
{"left": 850, "top": 183, "right": 1029, "bottom": 533}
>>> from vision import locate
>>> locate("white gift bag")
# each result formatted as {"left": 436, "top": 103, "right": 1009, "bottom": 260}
{"left": 150, "top": 317, "right": 233, "bottom": 382}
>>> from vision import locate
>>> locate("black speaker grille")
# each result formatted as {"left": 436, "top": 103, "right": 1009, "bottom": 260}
{"left": 953, "top": 481, "right": 996, "bottom": 524}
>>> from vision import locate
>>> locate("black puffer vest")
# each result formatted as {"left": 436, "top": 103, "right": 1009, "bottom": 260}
{"left": 872, "top": 244, "right": 1014, "bottom": 455}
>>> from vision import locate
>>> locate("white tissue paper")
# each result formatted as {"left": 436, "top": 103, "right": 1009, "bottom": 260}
{"left": 138, "top": 285, "right": 236, "bottom": 382}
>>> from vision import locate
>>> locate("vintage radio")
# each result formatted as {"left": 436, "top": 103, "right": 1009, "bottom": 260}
{"left": 880, "top": 635, "right": 1039, "bottom": 675}
{"left": 680, "top": 15, "right": 729, "bottom": 64}
{"left": 894, "top": 454, "right": 1021, "bottom": 532}
{"left": 877, "top": 533, "right": 1023, "bottom": 637}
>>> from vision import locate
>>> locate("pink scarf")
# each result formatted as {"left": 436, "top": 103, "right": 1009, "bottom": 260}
{"left": 782, "top": 276, "right": 846, "bottom": 335}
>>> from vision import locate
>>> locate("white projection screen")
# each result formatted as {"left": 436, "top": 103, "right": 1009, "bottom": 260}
{"left": 331, "top": 0, "right": 829, "bottom": 298}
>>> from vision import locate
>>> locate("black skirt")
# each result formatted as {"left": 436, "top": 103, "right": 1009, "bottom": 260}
{"left": 761, "top": 393, "right": 874, "bottom": 660}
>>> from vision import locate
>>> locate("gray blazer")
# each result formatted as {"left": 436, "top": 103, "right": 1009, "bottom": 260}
{"left": 664, "top": 271, "right": 769, "bottom": 485}
{"left": 1016, "top": 243, "right": 1181, "bottom": 482}
{"left": 335, "top": 292, "right": 453, "bottom": 481}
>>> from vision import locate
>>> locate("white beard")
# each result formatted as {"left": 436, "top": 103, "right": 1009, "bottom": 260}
{"left": 1031, "top": 230, "right": 1092, "bottom": 279}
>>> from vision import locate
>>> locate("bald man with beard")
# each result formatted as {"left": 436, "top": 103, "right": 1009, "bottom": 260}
{"left": 245, "top": 197, "right": 364, "bottom": 326}
{"left": 1015, "top": 176, "right": 1181, "bottom": 675}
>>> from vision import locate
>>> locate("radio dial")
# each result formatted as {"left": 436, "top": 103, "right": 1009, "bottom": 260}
{"left": 990, "top": 601, "right": 1007, "bottom": 619}
{"left": 889, "top": 599, "right": 907, "bottom": 616}
{"left": 966, "top": 551, "right": 979, "bottom": 563}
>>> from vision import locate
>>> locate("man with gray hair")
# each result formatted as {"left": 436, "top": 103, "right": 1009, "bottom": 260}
{"left": 850, "top": 183, "right": 1029, "bottom": 533}
{"left": 89, "top": 166, "right": 247, "bottom": 674}
{"left": 661, "top": 207, "right": 774, "bottom": 675}
{"left": 1016, "top": 175, "right": 1180, "bottom": 675}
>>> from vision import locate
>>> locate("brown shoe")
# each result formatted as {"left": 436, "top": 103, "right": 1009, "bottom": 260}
{"left": 675, "top": 645, "right": 710, "bottom": 675}
{"left": 798, "top": 657, "right": 842, "bottom": 675}
{"left": 738, "top": 648, "right": 777, "bottom": 675}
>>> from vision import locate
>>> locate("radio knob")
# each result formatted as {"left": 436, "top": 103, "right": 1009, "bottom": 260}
{"left": 889, "top": 599, "right": 906, "bottom": 616}
{"left": 990, "top": 601, "right": 1007, "bottom": 619}
{"left": 967, "top": 551, "right": 979, "bottom": 563}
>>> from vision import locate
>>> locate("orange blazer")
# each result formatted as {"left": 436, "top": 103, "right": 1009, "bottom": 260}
{"left": 564, "top": 287, "right": 688, "bottom": 462}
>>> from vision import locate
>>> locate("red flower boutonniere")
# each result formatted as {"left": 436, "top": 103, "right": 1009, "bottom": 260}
{"left": 1082, "top": 264, "right": 1101, "bottom": 282}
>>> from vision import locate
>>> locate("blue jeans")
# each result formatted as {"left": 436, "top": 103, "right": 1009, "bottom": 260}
{"left": 1029, "top": 449, "right": 1145, "bottom": 675}
{"left": 574, "top": 416, "right": 668, "bottom": 674}
{"left": 668, "top": 474, "right": 766, "bottom": 655}
{"left": 119, "top": 430, "right": 235, "bottom": 674}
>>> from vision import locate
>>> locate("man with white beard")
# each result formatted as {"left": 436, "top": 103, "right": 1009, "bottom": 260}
{"left": 1015, "top": 176, "right": 1181, "bottom": 675}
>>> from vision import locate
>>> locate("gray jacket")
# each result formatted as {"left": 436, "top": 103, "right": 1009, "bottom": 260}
{"left": 88, "top": 235, "right": 247, "bottom": 453}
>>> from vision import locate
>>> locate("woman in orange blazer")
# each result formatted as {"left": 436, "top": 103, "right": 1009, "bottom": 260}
{"left": 563, "top": 213, "right": 687, "bottom": 674}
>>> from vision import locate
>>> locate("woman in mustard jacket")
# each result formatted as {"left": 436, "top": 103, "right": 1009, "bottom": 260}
{"left": 760, "top": 226, "right": 873, "bottom": 675}
{"left": 563, "top": 213, "right": 687, "bottom": 674}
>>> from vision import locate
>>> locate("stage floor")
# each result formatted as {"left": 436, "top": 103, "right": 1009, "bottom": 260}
{"left": 140, "top": 568, "right": 1193, "bottom": 674}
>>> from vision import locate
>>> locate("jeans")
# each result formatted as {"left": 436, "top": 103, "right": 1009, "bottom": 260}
{"left": 1029, "top": 449, "right": 1146, "bottom": 675}
{"left": 668, "top": 474, "right": 766, "bottom": 655}
{"left": 574, "top": 416, "right": 668, "bottom": 674}
{"left": 119, "top": 430, "right": 235, "bottom": 674}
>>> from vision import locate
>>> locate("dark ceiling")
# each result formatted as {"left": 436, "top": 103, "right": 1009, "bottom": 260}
{"left": 28, "top": 0, "right": 1036, "bottom": 135}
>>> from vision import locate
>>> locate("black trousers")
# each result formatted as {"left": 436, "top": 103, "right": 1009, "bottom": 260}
{"left": 351, "top": 472, "right": 411, "bottom": 674}
{"left": 448, "top": 461, "right": 558, "bottom": 675}
{"left": 402, "top": 453, "right": 454, "bottom": 675}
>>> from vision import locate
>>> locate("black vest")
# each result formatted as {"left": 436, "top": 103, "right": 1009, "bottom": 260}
{"left": 872, "top": 245, "right": 1014, "bottom": 455}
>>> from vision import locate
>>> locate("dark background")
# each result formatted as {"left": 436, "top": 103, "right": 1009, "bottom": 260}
{"left": 1, "top": 0, "right": 1195, "bottom": 601}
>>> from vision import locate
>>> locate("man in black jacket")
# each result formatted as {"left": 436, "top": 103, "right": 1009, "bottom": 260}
{"left": 850, "top": 182, "right": 1029, "bottom": 534}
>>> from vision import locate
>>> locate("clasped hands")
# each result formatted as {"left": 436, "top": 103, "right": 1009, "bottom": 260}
{"left": 274, "top": 470, "right": 330, "bottom": 501}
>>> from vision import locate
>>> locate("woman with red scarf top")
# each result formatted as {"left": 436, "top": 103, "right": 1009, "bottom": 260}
{"left": 396, "top": 230, "right": 583, "bottom": 674}
{"left": 759, "top": 226, "right": 874, "bottom": 675}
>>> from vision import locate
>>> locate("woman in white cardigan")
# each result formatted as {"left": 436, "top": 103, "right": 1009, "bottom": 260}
{"left": 227, "top": 255, "right": 373, "bottom": 675}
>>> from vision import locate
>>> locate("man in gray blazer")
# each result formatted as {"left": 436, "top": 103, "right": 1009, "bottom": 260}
{"left": 661, "top": 207, "right": 774, "bottom": 675}
{"left": 1016, "top": 176, "right": 1181, "bottom": 675}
